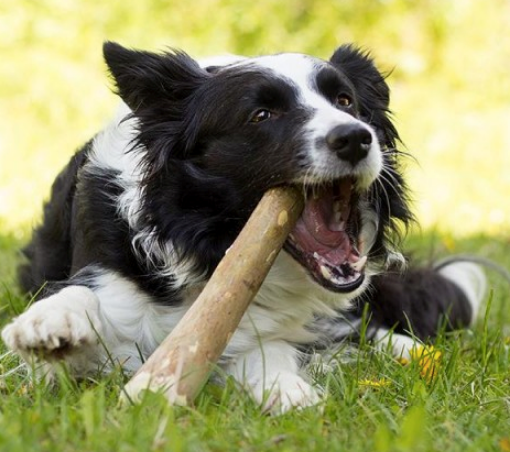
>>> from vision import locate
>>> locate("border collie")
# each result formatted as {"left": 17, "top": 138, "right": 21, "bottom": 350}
{"left": 2, "top": 42, "right": 486, "bottom": 413}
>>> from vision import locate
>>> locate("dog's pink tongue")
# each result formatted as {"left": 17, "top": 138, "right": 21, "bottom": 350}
{"left": 290, "top": 180, "right": 354, "bottom": 266}
{"left": 302, "top": 179, "right": 352, "bottom": 246}
{"left": 302, "top": 197, "right": 345, "bottom": 247}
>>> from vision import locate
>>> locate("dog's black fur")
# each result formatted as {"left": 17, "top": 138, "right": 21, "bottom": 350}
{"left": 3, "top": 43, "right": 481, "bottom": 412}
{"left": 19, "top": 43, "right": 471, "bottom": 338}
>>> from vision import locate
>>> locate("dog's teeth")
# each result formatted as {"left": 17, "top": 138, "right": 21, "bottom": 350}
{"left": 320, "top": 265, "right": 332, "bottom": 280}
{"left": 314, "top": 252, "right": 324, "bottom": 264}
{"left": 329, "top": 219, "right": 345, "bottom": 232}
{"left": 358, "top": 212, "right": 379, "bottom": 256}
{"left": 333, "top": 201, "right": 341, "bottom": 213}
{"left": 350, "top": 255, "right": 367, "bottom": 272}
{"left": 358, "top": 238, "right": 365, "bottom": 256}
{"left": 341, "top": 205, "right": 350, "bottom": 222}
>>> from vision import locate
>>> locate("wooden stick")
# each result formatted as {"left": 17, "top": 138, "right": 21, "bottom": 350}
{"left": 121, "top": 186, "right": 304, "bottom": 406}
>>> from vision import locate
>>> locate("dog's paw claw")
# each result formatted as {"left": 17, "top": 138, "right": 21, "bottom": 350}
{"left": 1, "top": 286, "right": 101, "bottom": 360}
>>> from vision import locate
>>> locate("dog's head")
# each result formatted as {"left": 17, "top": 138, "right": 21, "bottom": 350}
{"left": 104, "top": 42, "right": 412, "bottom": 292}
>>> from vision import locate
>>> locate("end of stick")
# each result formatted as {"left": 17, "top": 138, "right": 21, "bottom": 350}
{"left": 119, "top": 371, "right": 189, "bottom": 407}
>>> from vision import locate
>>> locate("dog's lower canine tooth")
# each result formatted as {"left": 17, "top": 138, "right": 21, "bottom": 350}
{"left": 320, "top": 265, "right": 332, "bottom": 279}
{"left": 350, "top": 255, "right": 367, "bottom": 272}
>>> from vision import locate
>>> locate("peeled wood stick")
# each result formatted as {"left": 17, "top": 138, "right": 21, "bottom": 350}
{"left": 121, "top": 186, "right": 304, "bottom": 406}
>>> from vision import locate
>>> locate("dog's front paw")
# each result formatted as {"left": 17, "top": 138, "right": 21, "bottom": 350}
{"left": 252, "top": 372, "right": 322, "bottom": 415}
{"left": 2, "top": 286, "right": 102, "bottom": 360}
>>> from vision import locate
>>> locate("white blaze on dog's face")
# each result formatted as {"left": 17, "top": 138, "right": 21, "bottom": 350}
{"left": 239, "top": 54, "right": 383, "bottom": 188}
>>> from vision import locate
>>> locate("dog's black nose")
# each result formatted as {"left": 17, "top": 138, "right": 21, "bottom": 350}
{"left": 326, "top": 124, "right": 372, "bottom": 166}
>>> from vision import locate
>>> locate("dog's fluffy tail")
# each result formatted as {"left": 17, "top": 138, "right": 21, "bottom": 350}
{"left": 357, "top": 260, "right": 486, "bottom": 341}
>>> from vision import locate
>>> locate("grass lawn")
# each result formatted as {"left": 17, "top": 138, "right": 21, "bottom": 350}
{"left": 0, "top": 230, "right": 509, "bottom": 452}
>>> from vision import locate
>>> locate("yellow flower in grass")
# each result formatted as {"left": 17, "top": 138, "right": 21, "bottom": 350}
{"left": 358, "top": 378, "right": 392, "bottom": 389}
{"left": 398, "top": 345, "right": 442, "bottom": 381}
{"left": 17, "top": 384, "right": 31, "bottom": 396}
{"left": 500, "top": 437, "right": 510, "bottom": 452}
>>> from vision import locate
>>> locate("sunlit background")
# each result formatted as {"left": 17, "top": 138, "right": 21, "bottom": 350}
{"left": 1, "top": 0, "right": 509, "bottom": 238}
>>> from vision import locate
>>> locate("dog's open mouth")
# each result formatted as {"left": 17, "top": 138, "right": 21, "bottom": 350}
{"left": 285, "top": 178, "right": 367, "bottom": 292}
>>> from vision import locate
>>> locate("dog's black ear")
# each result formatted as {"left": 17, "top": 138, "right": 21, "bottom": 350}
{"left": 103, "top": 41, "right": 208, "bottom": 112}
{"left": 330, "top": 44, "right": 390, "bottom": 108}
{"left": 330, "top": 45, "right": 397, "bottom": 146}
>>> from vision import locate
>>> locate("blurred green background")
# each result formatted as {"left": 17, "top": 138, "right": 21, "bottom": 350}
{"left": 1, "top": 0, "right": 509, "bottom": 238}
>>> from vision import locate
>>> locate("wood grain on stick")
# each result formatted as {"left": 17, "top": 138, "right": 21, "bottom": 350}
{"left": 121, "top": 186, "right": 304, "bottom": 406}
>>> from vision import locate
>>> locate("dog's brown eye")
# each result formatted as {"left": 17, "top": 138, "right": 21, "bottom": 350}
{"left": 335, "top": 94, "right": 352, "bottom": 108}
{"left": 250, "top": 109, "right": 272, "bottom": 123}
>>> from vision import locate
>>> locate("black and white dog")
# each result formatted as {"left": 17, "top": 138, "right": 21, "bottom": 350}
{"left": 2, "top": 42, "right": 486, "bottom": 413}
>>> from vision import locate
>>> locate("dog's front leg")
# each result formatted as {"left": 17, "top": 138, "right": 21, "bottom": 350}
{"left": 225, "top": 340, "right": 322, "bottom": 414}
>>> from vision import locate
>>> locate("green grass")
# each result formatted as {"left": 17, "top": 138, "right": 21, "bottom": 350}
{"left": 0, "top": 231, "right": 509, "bottom": 452}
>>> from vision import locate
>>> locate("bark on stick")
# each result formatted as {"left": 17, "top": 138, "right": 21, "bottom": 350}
{"left": 121, "top": 186, "right": 304, "bottom": 406}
